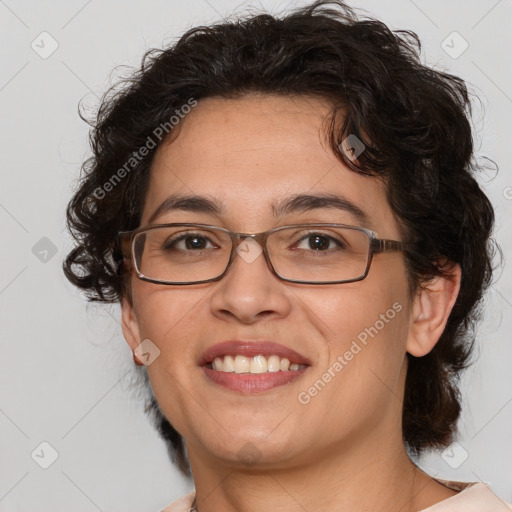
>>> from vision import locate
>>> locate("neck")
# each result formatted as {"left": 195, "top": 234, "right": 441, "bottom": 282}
{"left": 186, "top": 432, "right": 437, "bottom": 512}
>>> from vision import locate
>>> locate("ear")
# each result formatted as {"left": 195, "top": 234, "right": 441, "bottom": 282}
{"left": 406, "top": 261, "right": 461, "bottom": 357}
{"left": 121, "top": 297, "right": 142, "bottom": 353}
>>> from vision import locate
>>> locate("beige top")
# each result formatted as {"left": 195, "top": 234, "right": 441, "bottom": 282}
{"left": 161, "top": 479, "right": 512, "bottom": 512}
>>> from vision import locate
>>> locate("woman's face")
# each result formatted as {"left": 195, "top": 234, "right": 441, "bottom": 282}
{"left": 122, "top": 94, "right": 414, "bottom": 469}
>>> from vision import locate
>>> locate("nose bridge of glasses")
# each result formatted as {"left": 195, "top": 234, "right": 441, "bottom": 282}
{"left": 231, "top": 231, "right": 268, "bottom": 247}
{"left": 226, "top": 231, "right": 274, "bottom": 276}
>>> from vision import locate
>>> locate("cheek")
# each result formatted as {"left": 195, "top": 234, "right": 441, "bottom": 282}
{"left": 133, "top": 278, "right": 194, "bottom": 329}
{"left": 131, "top": 284, "right": 209, "bottom": 433}
{"left": 130, "top": 281, "right": 208, "bottom": 367}
{"left": 309, "top": 276, "right": 408, "bottom": 348}
{"left": 300, "top": 289, "right": 409, "bottom": 434}
{"left": 302, "top": 259, "right": 410, "bottom": 386}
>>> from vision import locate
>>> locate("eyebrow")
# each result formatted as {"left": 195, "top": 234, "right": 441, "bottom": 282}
{"left": 147, "top": 192, "right": 371, "bottom": 227}
{"left": 274, "top": 193, "right": 371, "bottom": 226}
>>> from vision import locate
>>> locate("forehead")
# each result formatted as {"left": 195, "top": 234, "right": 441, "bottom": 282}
{"left": 143, "top": 94, "right": 399, "bottom": 236}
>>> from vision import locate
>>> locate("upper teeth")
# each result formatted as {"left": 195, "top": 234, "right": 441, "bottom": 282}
{"left": 211, "top": 355, "right": 305, "bottom": 373}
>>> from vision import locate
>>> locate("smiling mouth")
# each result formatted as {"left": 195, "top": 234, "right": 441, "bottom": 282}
{"left": 205, "top": 354, "right": 308, "bottom": 374}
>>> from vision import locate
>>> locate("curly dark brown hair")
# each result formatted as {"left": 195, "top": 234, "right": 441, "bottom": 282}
{"left": 64, "top": 0, "right": 498, "bottom": 477}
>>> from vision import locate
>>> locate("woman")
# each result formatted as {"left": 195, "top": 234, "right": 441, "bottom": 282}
{"left": 63, "top": 1, "right": 511, "bottom": 510}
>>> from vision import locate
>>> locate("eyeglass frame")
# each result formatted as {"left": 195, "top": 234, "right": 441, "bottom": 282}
{"left": 118, "top": 222, "right": 411, "bottom": 286}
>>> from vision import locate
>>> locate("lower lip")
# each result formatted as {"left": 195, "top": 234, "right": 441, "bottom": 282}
{"left": 201, "top": 366, "right": 309, "bottom": 393}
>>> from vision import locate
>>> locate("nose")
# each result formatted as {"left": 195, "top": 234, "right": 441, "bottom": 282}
{"left": 208, "top": 237, "right": 292, "bottom": 324}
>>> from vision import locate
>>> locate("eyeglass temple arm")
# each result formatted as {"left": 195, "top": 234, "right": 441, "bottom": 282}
{"left": 118, "top": 232, "right": 132, "bottom": 260}
{"left": 371, "top": 238, "right": 410, "bottom": 253}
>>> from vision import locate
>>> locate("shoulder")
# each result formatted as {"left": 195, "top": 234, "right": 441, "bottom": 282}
{"left": 419, "top": 479, "right": 512, "bottom": 511}
{"left": 160, "top": 490, "right": 195, "bottom": 512}
{"left": 159, "top": 482, "right": 512, "bottom": 512}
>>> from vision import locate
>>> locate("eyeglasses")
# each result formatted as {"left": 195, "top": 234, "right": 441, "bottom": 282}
{"left": 118, "top": 223, "right": 410, "bottom": 285}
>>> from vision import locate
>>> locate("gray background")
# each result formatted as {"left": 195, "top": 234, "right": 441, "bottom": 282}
{"left": 0, "top": 0, "right": 510, "bottom": 510}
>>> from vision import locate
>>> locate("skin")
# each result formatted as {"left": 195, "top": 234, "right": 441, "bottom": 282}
{"left": 122, "top": 94, "right": 462, "bottom": 512}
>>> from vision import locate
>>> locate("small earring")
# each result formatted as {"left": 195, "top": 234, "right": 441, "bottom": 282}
{"left": 133, "top": 351, "right": 144, "bottom": 366}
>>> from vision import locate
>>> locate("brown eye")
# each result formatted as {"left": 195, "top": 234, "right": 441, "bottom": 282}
{"left": 163, "top": 234, "right": 213, "bottom": 251}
